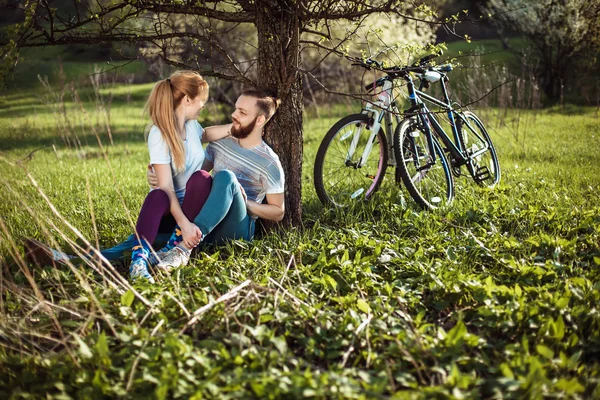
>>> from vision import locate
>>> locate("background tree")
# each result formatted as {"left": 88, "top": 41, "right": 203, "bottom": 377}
{"left": 481, "top": 0, "right": 600, "bottom": 101}
{"left": 0, "top": 0, "right": 442, "bottom": 227}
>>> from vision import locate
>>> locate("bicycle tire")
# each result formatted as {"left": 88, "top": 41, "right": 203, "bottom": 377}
{"left": 458, "top": 111, "right": 501, "bottom": 187}
{"left": 314, "top": 113, "right": 388, "bottom": 208}
{"left": 393, "top": 117, "right": 454, "bottom": 210}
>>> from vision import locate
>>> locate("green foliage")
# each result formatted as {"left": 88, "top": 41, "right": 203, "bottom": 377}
{"left": 0, "top": 85, "right": 599, "bottom": 398}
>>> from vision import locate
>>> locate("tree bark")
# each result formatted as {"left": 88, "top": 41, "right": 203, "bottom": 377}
{"left": 255, "top": 4, "right": 303, "bottom": 228}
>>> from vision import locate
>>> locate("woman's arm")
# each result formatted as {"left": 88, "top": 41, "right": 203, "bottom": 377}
{"left": 147, "top": 159, "right": 213, "bottom": 188}
{"left": 153, "top": 164, "right": 201, "bottom": 247}
{"left": 202, "top": 123, "right": 232, "bottom": 143}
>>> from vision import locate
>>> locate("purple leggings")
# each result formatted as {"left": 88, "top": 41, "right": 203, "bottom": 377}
{"left": 135, "top": 170, "right": 212, "bottom": 246}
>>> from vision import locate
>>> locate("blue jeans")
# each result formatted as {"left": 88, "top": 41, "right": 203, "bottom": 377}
{"left": 196, "top": 170, "right": 255, "bottom": 245}
{"left": 98, "top": 170, "right": 255, "bottom": 260}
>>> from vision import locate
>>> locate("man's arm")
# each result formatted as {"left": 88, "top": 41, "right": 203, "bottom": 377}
{"left": 246, "top": 193, "right": 285, "bottom": 222}
{"left": 202, "top": 124, "right": 232, "bottom": 143}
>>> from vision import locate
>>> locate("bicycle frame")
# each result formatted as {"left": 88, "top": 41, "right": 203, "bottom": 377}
{"left": 346, "top": 79, "right": 402, "bottom": 168}
{"left": 405, "top": 74, "right": 491, "bottom": 167}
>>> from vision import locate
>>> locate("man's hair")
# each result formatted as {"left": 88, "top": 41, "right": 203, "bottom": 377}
{"left": 242, "top": 89, "right": 281, "bottom": 122}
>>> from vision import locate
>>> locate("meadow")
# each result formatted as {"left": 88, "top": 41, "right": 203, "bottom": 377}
{"left": 0, "top": 70, "right": 599, "bottom": 398}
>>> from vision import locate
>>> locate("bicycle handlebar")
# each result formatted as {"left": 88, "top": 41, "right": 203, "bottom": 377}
{"left": 417, "top": 53, "right": 437, "bottom": 65}
{"left": 348, "top": 52, "right": 452, "bottom": 91}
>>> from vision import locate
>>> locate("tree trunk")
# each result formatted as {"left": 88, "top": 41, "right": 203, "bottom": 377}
{"left": 255, "top": 4, "right": 303, "bottom": 228}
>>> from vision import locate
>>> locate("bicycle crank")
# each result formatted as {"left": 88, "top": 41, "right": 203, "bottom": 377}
{"left": 473, "top": 165, "right": 491, "bottom": 183}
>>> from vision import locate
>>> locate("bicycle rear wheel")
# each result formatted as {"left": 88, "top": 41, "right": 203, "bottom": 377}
{"left": 459, "top": 111, "right": 500, "bottom": 187}
{"left": 314, "top": 113, "right": 388, "bottom": 208}
{"left": 393, "top": 118, "right": 454, "bottom": 210}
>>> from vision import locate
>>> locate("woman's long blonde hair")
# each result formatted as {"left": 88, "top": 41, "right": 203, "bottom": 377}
{"left": 146, "top": 71, "right": 209, "bottom": 171}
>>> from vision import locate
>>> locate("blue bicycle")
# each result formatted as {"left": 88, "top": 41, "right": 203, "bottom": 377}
{"left": 392, "top": 53, "right": 500, "bottom": 209}
{"left": 313, "top": 53, "right": 500, "bottom": 210}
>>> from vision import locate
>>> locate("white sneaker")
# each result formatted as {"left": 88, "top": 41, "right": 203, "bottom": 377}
{"left": 147, "top": 247, "right": 171, "bottom": 266}
{"left": 156, "top": 246, "right": 191, "bottom": 273}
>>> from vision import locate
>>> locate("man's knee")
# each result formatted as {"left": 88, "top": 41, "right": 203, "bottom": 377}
{"left": 213, "top": 170, "right": 238, "bottom": 186}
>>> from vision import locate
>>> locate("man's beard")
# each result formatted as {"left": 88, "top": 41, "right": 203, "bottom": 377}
{"left": 231, "top": 117, "right": 257, "bottom": 139}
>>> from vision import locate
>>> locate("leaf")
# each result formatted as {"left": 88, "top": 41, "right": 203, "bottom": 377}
{"left": 323, "top": 274, "right": 337, "bottom": 290}
{"left": 357, "top": 299, "right": 371, "bottom": 314}
{"left": 514, "top": 284, "right": 522, "bottom": 297}
{"left": 271, "top": 336, "right": 288, "bottom": 355}
{"left": 500, "top": 363, "right": 514, "bottom": 379}
{"left": 121, "top": 290, "right": 135, "bottom": 307}
{"left": 521, "top": 335, "right": 530, "bottom": 354}
{"left": 251, "top": 381, "right": 265, "bottom": 396}
{"left": 73, "top": 333, "right": 93, "bottom": 359}
{"left": 446, "top": 246, "right": 457, "bottom": 261}
{"left": 555, "top": 296, "right": 570, "bottom": 309}
{"left": 446, "top": 321, "right": 467, "bottom": 347}
{"left": 554, "top": 315, "right": 565, "bottom": 340}
{"left": 260, "top": 313, "right": 274, "bottom": 323}
{"left": 536, "top": 344, "right": 554, "bottom": 359}
{"left": 555, "top": 378, "right": 584, "bottom": 393}
{"left": 95, "top": 332, "right": 109, "bottom": 358}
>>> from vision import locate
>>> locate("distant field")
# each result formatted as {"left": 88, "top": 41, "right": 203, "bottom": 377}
{"left": 3, "top": 45, "right": 151, "bottom": 90}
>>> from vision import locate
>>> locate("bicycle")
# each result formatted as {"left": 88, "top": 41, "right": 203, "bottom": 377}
{"left": 392, "top": 55, "right": 500, "bottom": 209}
{"left": 313, "top": 58, "right": 404, "bottom": 208}
{"left": 313, "top": 54, "right": 500, "bottom": 210}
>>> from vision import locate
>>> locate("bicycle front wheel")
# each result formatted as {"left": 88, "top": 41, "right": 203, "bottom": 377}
{"left": 459, "top": 111, "right": 501, "bottom": 187}
{"left": 393, "top": 118, "right": 454, "bottom": 210}
{"left": 314, "top": 114, "right": 388, "bottom": 208}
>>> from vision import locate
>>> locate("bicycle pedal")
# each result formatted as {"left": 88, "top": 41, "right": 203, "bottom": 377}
{"left": 473, "top": 166, "right": 491, "bottom": 183}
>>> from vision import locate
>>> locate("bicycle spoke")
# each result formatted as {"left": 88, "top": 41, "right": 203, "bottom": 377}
{"left": 315, "top": 115, "right": 387, "bottom": 207}
{"left": 459, "top": 112, "right": 500, "bottom": 187}
{"left": 394, "top": 119, "right": 453, "bottom": 210}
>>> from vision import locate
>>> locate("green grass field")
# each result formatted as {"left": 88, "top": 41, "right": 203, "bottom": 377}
{"left": 1, "top": 72, "right": 600, "bottom": 397}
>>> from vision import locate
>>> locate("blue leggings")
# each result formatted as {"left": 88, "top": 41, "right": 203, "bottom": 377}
{"left": 98, "top": 170, "right": 255, "bottom": 260}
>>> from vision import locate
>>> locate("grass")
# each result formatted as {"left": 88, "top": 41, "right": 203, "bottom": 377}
{"left": 0, "top": 77, "right": 599, "bottom": 398}
{"left": 3, "top": 46, "right": 151, "bottom": 90}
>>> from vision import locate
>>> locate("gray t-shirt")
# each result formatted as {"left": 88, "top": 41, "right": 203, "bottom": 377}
{"left": 147, "top": 120, "right": 205, "bottom": 202}
{"left": 205, "top": 136, "right": 284, "bottom": 204}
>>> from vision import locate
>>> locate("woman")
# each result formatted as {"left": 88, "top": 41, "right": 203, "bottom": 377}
{"left": 128, "top": 70, "right": 228, "bottom": 283}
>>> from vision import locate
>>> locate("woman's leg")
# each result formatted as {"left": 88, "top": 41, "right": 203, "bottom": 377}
{"left": 130, "top": 189, "right": 171, "bottom": 281}
{"left": 159, "top": 170, "right": 213, "bottom": 251}
{"left": 182, "top": 170, "right": 213, "bottom": 219}
{"left": 135, "top": 189, "right": 171, "bottom": 246}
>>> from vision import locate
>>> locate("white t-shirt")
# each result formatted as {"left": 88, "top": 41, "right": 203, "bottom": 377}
{"left": 205, "top": 136, "right": 284, "bottom": 205}
{"left": 147, "top": 120, "right": 205, "bottom": 202}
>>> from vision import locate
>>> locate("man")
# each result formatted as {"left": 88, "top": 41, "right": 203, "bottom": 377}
{"left": 153, "top": 89, "right": 285, "bottom": 270}
{"left": 25, "top": 90, "right": 285, "bottom": 275}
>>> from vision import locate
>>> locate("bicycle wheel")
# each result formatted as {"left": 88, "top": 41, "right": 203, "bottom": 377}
{"left": 459, "top": 111, "right": 500, "bottom": 187}
{"left": 314, "top": 113, "right": 388, "bottom": 207}
{"left": 393, "top": 118, "right": 454, "bottom": 210}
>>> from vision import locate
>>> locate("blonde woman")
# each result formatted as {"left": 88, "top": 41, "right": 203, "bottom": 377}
{"left": 128, "top": 71, "right": 228, "bottom": 282}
